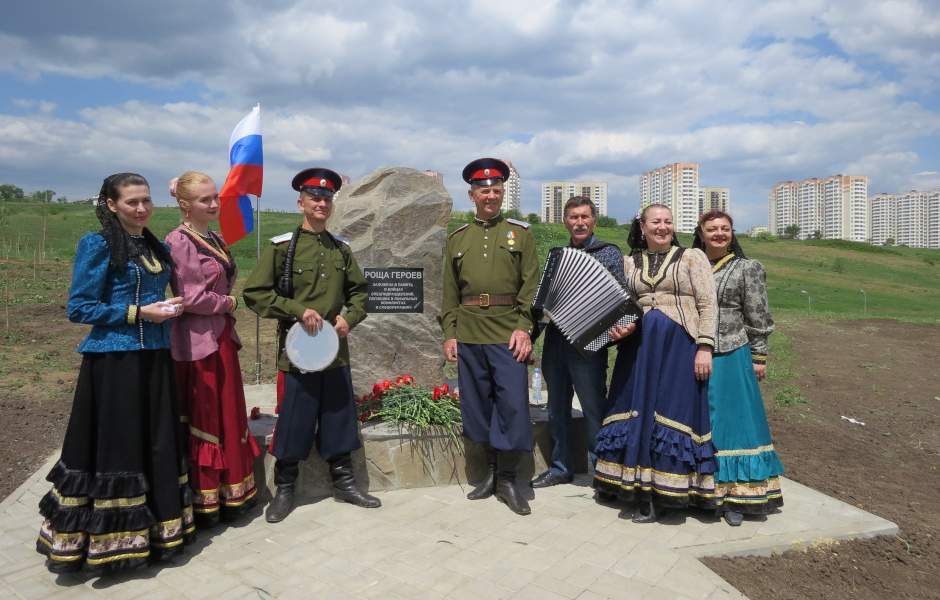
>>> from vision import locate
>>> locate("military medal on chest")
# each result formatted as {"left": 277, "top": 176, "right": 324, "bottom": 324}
{"left": 507, "top": 231, "right": 515, "bottom": 246}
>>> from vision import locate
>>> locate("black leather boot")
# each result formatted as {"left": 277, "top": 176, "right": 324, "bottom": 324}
{"left": 265, "top": 459, "right": 299, "bottom": 523}
{"left": 328, "top": 454, "right": 381, "bottom": 508}
{"left": 494, "top": 451, "right": 531, "bottom": 515}
{"left": 467, "top": 444, "right": 497, "bottom": 500}
{"left": 632, "top": 500, "right": 658, "bottom": 524}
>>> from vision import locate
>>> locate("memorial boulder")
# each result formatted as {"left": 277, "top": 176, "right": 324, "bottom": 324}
{"left": 330, "top": 167, "right": 453, "bottom": 393}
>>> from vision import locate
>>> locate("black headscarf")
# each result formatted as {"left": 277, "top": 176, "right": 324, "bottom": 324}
{"left": 692, "top": 212, "right": 747, "bottom": 259}
{"left": 96, "top": 173, "right": 172, "bottom": 271}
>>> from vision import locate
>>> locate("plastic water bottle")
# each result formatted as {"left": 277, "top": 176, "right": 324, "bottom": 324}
{"left": 531, "top": 368, "right": 542, "bottom": 405}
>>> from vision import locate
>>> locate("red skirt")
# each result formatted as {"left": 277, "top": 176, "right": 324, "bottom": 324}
{"left": 175, "top": 317, "right": 260, "bottom": 526}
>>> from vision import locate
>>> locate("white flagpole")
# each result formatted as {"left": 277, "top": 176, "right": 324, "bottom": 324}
{"left": 253, "top": 103, "right": 263, "bottom": 385}
{"left": 255, "top": 193, "right": 262, "bottom": 385}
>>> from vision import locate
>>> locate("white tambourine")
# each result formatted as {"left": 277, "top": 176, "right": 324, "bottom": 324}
{"left": 284, "top": 321, "right": 340, "bottom": 372}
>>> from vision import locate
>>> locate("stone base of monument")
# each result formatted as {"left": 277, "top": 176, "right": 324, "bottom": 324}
{"left": 245, "top": 385, "right": 589, "bottom": 501}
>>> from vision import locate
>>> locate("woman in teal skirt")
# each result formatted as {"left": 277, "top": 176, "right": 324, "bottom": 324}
{"left": 693, "top": 210, "right": 785, "bottom": 526}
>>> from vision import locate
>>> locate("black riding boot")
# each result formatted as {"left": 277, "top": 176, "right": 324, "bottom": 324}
{"left": 467, "top": 444, "right": 497, "bottom": 500}
{"left": 265, "top": 459, "right": 299, "bottom": 523}
{"left": 494, "top": 451, "right": 531, "bottom": 515}
{"left": 632, "top": 500, "right": 658, "bottom": 523}
{"left": 328, "top": 454, "right": 381, "bottom": 508}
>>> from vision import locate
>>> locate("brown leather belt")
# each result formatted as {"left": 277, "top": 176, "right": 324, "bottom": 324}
{"left": 461, "top": 294, "right": 517, "bottom": 307}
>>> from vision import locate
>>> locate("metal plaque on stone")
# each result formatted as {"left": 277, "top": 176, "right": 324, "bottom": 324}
{"left": 363, "top": 268, "right": 424, "bottom": 313}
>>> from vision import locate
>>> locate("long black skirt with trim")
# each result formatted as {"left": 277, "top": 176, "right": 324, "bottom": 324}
{"left": 36, "top": 349, "right": 196, "bottom": 576}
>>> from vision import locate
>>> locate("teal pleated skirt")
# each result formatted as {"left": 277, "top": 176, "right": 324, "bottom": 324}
{"left": 709, "top": 344, "right": 785, "bottom": 515}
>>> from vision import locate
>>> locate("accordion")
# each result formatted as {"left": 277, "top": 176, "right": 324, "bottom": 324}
{"left": 532, "top": 246, "right": 642, "bottom": 358}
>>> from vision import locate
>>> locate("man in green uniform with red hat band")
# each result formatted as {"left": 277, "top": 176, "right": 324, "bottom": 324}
{"left": 438, "top": 158, "right": 540, "bottom": 515}
{"left": 244, "top": 167, "right": 380, "bottom": 524}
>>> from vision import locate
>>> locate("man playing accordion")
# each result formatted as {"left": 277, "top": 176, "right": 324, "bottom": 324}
{"left": 531, "top": 196, "right": 629, "bottom": 490}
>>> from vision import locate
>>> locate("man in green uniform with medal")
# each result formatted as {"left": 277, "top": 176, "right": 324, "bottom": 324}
{"left": 439, "top": 158, "right": 540, "bottom": 515}
{"left": 244, "top": 167, "right": 379, "bottom": 524}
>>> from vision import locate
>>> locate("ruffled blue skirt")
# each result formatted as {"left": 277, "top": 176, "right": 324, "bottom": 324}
{"left": 709, "top": 344, "right": 785, "bottom": 514}
{"left": 594, "top": 310, "right": 717, "bottom": 508}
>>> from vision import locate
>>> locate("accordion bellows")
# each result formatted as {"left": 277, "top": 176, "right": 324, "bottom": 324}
{"left": 533, "top": 247, "right": 642, "bottom": 358}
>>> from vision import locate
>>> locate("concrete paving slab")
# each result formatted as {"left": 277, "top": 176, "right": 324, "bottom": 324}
{"left": 1, "top": 454, "right": 897, "bottom": 599}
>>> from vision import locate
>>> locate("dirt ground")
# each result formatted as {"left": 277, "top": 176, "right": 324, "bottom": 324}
{"left": 2, "top": 263, "right": 938, "bottom": 598}
{"left": 703, "top": 317, "right": 940, "bottom": 600}
{"left": 0, "top": 264, "right": 279, "bottom": 501}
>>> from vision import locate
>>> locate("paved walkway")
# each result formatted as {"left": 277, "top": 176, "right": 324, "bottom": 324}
{"left": 1, "top": 456, "right": 896, "bottom": 599}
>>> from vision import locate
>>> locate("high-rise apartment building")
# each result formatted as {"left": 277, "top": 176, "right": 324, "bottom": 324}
{"left": 869, "top": 193, "right": 898, "bottom": 246}
{"left": 930, "top": 190, "right": 940, "bottom": 249}
{"left": 870, "top": 189, "right": 940, "bottom": 248}
{"left": 796, "top": 179, "right": 824, "bottom": 239}
{"left": 768, "top": 181, "right": 799, "bottom": 237}
{"left": 825, "top": 175, "right": 869, "bottom": 242}
{"left": 639, "top": 163, "right": 700, "bottom": 233}
{"left": 897, "top": 190, "right": 931, "bottom": 248}
{"left": 768, "top": 175, "right": 868, "bottom": 241}
{"left": 699, "top": 187, "right": 730, "bottom": 215}
{"left": 501, "top": 159, "right": 521, "bottom": 213}
{"left": 540, "top": 181, "right": 608, "bottom": 223}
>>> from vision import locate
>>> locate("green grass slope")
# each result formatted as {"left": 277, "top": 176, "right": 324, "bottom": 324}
{"left": 1, "top": 204, "right": 936, "bottom": 323}
{"left": 447, "top": 214, "right": 940, "bottom": 324}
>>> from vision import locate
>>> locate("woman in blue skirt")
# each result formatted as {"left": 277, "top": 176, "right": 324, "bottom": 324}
{"left": 693, "top": 210, "right": 784, "bottom": 526}
{"left": 594, "top": 205, "right": 719, "bottom": 523}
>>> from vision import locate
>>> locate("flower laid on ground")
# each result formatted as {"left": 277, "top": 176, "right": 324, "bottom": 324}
{"left": 356, "top": 375, "right": 462, "bottom": 447}
{"left": 250, "top": 406, "right": 261, "bottom": 420}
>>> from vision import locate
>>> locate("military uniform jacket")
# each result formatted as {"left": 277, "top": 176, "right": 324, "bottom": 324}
{"left": 243, "top": 228, "right": 368, "bottom": 372}
{"left": 438, "top": 214, "right": 540, "bottom": 344}
{"left": 710, "top": 254, "right": 774, "bottom": 364}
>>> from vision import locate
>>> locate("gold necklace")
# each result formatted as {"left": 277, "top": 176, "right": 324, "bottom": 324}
{"left": 183, "top": 227, "right": 230, "bottom": 265}
{"left": 138, "top": 252, "right": 163, "bottom": 274}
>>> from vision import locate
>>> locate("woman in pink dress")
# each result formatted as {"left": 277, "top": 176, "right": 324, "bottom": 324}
{"left": 166, "top": 171, "right": 260, "bottom": 526}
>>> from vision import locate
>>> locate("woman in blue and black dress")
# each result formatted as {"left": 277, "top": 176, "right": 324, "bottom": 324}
{"left": 36, "top": 173, "right": 196, "bottom": 575}
{"left": 594, "top": 204, "right": 719, "bottom": 523}
{"left": 693, "top": 210, "right": 784, "bottom": 526}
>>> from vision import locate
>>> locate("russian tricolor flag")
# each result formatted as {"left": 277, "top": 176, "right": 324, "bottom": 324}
{"left": 218, "top": 105, "right": 263, "bottom": 245}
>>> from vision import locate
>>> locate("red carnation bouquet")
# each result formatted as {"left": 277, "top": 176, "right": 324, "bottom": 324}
{"left": 356, "top": 375, "right": 462, "bottom": 447}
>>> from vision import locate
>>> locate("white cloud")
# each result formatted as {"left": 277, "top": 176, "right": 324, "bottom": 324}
{"left": 0, "top": 0, "right": 938, "bottom": 226}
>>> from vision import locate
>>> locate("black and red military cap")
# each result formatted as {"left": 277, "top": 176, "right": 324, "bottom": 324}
{"left": 462, "top": 158, "right": 509, "bottom": 186}
{"left": 291, "top": 168, "right": 343, "bottom": 197}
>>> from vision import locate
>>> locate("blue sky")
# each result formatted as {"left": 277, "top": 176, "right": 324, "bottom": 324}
{"left": 1, "top": 0, "right": 938, "bottom": 230}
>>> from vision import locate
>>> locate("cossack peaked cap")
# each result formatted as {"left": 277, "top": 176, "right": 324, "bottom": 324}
{"left": 462, "top": 158, "right": 509, "bottom": 186}
{"left": 291, "top": 168, "right": 343, "bottom": 197}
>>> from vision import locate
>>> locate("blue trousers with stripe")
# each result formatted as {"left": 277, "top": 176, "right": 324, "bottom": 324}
{"left": 270, "top": 367, "right": 362, "bottom": 462}
{"left": 457, "top": 343, "right": 533, "bottom": 452}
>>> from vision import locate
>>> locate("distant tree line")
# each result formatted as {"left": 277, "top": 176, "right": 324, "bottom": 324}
{"left": 0, "top": 184, "right": 69, "bottom": 204}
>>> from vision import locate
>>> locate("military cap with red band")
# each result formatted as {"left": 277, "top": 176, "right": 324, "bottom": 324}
{"left": 291, "top": 167, "right": 343, "bottom": 197}
{"left": 462, "top": 158, "right": 509, "bottom": 186}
